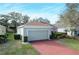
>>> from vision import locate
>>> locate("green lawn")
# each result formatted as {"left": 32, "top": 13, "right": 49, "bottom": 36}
{"left": 57, "top": 38, "right": 79, "bottom": 50}
{"left": 7, "top": 32, "right": 14, "bottom": 41}
{"left": 0, "top": 33, "right": 39, "bottom": 55}
{"left": 0, "top": 40, "right": 39, "bottom": 55}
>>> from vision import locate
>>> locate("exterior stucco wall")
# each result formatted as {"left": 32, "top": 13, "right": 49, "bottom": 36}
{"left": 17, "top": 27, "right": 23, "bottom": 36}
{"left": 17, "top": 25, "right": 52, "bottom": 42}
{"left": 17, "top": 27, "right": 24, "bottom": 42}
{"left": 57, "top": 28, "right": 66, "bottom": 33}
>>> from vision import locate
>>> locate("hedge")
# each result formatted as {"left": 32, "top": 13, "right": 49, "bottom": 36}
{"left": 14, "top": 34, "right": 21, "bottom": 40}
{"left": 50, "top": 32, "right": 67, "bottom": 39}
{"left": 24, "top": 36, "right": 28, "bottom": 42}
{"left": 0, "top": 35, "right": 8, "bottom": 44}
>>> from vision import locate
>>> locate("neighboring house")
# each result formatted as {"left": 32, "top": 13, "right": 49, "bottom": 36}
{"left": 57, "top": 28, "right": 66, "bottom": 33}
{"left": 55, "top": 23, "right": 79, "bottom": 36}
{"left": 57, "top": 27, "right": 73, "bottom": 36}
{"left": 55, "top": 22, "right": 75, "bottom": 36}
{"left": 0, "top": 25, "right": 6, "bottom": 35}
{"left": 75, "top": 26, "right": 79, "bottom": 36}
{"left": 50, "top": 25, "right": 57, "bottom": 32}
{"left": 17, "top": 21, "right": 56, "bottom": 42}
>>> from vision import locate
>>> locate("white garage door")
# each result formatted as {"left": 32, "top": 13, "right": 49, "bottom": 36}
{"left": 28, "top": 30, "right": 48, "bottom": 41}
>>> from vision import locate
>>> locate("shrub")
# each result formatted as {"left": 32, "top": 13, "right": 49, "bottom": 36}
{"left": 0, "top": 35, "right": 7, "bottom": 38}
{"left": 55, "top": 32, "right": 67, "bottom": 39}
{"left": 24, "top": 36, "right": 28, "bottom": 42}
{"left": 0, "top": 35, "right": 8, "bottom": 44}
{"left": 50, "top": 34, "right": 53, "bottom": 39}
{"left": 14, "top": 34, "right": 21, "bottom": 40}
{"left": 50, "top": 32, "right": 67, "bottom": 39}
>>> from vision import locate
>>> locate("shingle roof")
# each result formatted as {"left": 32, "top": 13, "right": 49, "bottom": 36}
{"left": 25, "top": 21, "right": 50, "bottom": 26}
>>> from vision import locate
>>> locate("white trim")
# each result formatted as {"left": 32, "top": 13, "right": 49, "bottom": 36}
{"left": 27, "top": 29, "right": 29, "bottom": 36}
{"left": 48, "top": 30, "right": 50, "bottom": 40}
{"left": 18, "top": 25, "right": 52, "bottom": 28}
{"left": 22, "top": 42, "right": 30, "bottom": 44}
{"left": 22, "top": 28, "right": 24, "bottom": 42}
{"left": 17, "top": 25, "right": 24, "bottom": 28}
{"left": 48, "top": 29, "right": 51, "bottom": 40}
{"left": 24, "top": 26, "right": 51, "bottom": 28}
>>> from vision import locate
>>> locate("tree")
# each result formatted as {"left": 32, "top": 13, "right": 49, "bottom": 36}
{"left": 0, "top": 12, "right": 30, "bottom": 33}
{"left": 8, "top": 12, "right": 23, "bottom": 32}
{"left": 22, "top": 15, "right": 30, "bottom": 24}
{"left": 0, "top": 15, "right": 11, "bottom": 32}
{"left": 59, "top": 3, "right": 79, "bottom": 27}
{"left": 0, "top": 11, "right": 30, "bottom": 33}
{"left": 0, "top": 15, "right": 10, "bottom": 25}
{"left": 8, "top": 12, "right": 30, "bottom": 32}
{"left": 32, "top": 17, "right": 50, "bottom": 24}
{"left": 58, "top": 3, "right": 79, "bottom": 36}
{"left": 8, "top": 12, "right": 23, "bottom": 24}
{"left": 8, "top": 12, "right": 30, "bottom": 25}
{"left": 11, "top": 20, "right": 19, "bottom": 32}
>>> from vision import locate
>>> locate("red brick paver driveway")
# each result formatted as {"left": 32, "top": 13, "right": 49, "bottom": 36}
{"left": 31, "top": 40, "right": 79, "bottom": 55}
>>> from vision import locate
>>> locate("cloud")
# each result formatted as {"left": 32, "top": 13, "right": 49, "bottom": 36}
{"left": 0, "top": 3, "right": 29, "bottom": 14}
{"left": 0, "top": 3, "right": 65, "bottom": 24}
{"left": 25, "top": 12, "right": 59, "bottom": 24}
{"left": 39, "top": 4, "right": 66, "bottom": 15}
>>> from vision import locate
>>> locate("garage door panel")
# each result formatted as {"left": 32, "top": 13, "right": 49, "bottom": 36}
{"left": 28, "top": 30, "right": 48, "bottom": 41}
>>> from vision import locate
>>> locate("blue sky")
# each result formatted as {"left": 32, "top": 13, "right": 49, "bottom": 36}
{"left": 0, "top": 3, "right": 66, "bottom": 24}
